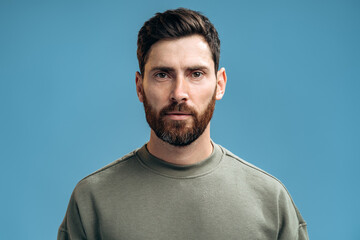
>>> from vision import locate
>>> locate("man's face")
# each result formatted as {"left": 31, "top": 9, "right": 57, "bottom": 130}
{"left": 136, "top": 35, "right": 226, "bottom": 146}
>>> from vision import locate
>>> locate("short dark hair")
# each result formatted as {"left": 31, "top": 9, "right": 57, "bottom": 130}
{"left": 137, "top": 8, "right": 220, "bottom": 75}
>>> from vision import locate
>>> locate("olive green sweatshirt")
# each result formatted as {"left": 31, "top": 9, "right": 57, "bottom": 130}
{"left": 58, "top": 143, "right": 308, "bottom": 240}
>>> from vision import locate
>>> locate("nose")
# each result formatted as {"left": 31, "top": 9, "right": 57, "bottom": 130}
{"left": 170, "top": 76, "right": 189, "bottom": 103}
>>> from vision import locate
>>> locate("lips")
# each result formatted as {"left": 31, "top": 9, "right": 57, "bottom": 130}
{"left": 164, "top": 111, "right": 193, "bottom": 120}
{"left": 166, "top": 111, "right": 192, "bottom": 115}
{"left": 159, "top": 102, "right": 196, "bottom": 119}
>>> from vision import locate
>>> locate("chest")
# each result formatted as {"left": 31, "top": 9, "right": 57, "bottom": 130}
{"left": 83, "top": 174, "right": 279, "bottom": 240}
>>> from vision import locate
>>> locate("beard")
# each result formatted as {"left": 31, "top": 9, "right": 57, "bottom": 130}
{"left": 142, "top": 88, "right": 216, "bottom": 147}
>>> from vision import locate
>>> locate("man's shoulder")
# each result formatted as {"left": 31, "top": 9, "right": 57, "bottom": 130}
{"left": 74, "top": 148, "right": 140, "bottom": 192}
{"left": 218, "top": 144, "right": 308, "bottom": 231}
{"left": 218, "top": 144, "right": 289, "bottom": 192}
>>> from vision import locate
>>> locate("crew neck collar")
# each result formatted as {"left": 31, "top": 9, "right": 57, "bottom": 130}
{"left": 136, "top": 142, "right": 224, "bottom": 179}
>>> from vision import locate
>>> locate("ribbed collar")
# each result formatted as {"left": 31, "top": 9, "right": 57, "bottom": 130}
{"left": 135, "top": 142, "right": 224, "bottom": 179}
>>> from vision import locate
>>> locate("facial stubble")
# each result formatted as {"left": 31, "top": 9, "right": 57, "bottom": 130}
{"left": 142, "top": 88, "right": 217, "bottom": 146}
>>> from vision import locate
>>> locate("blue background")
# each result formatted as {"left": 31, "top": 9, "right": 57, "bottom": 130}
{"left": 1, "top": 0, "right": 359, "bottom": 239}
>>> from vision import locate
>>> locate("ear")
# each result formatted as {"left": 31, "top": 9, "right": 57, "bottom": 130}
{"left": 135, "top": 71, "right": 144, "bottom": 103}
{"left": 216, "top": 67, "right": 227, "bottom": 100}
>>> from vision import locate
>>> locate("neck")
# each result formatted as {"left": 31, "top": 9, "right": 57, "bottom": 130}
{"left": 147, "top": 125, "right": 213, "bottom": 165}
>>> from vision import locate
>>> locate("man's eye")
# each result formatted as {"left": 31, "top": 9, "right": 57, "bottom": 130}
{"left": 155, "top": 73, "right": 168, "bottom": 78}
{"left": 192, "top": 72, "right": 203, "bottom": 78}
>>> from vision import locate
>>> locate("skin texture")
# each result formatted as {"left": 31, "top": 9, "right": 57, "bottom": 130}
{"left": 136, "top": 34, "right": 227, "bottom": 165}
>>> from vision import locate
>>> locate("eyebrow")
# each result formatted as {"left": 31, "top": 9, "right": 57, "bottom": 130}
{"left": 187, "top": 65, "right": 210, "bottom": 72}
{"left": 149, "top": 66, "right": 175, "bottom": 73}
{"left": 149, "top": 65, "right": 210, "bottom": 73}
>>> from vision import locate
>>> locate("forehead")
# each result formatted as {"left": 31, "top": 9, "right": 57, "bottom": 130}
{"left": 145, "top": 35, "right": 214, "bottom": 72}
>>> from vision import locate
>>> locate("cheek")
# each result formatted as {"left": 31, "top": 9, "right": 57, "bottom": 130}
{"left": 144, "top": 88, "right": 168, "bottom": 109}
{"left": 197, "top": 85, "right": 216, "bottom": 101}
{"left": 192, "top": 91, "right": 215, "bottom": 113}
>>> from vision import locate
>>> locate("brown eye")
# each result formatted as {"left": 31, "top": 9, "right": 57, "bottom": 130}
{"left": 192, "top": 72, "right": 203, "bottom": 78}
{"left": 155, "top": 72, "right": 168, "bottom": 78}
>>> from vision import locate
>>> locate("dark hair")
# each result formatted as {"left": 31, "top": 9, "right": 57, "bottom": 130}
{"left": 137, "top": 8, "right": 220, "bottom": 75}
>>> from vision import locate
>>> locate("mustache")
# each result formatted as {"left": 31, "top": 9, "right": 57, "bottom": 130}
{"left": 159, "top": 102, "right": 196, "bottom": 117}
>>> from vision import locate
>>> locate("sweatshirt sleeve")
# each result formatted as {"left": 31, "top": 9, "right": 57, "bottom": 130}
{"left": 277, "top": 188, "right": 309, "bottom": 240}
{"left": 57, "top": 191, "right": 87, "bottom": 240}
{"left": 298, "top": 222, "right": 309, "bottom": 240}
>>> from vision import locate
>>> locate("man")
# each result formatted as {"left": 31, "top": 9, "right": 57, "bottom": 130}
{"left": 58, "top": 8, "right": 309, "bottom": 240}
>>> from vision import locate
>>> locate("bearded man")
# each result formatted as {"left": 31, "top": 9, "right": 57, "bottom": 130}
{"left": 58, "top": 8, "right": 309, "bottom": 240}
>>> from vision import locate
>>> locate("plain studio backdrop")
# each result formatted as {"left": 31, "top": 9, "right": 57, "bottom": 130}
{"left": 1, "top": 0, "right": 359, "bottom": 239}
